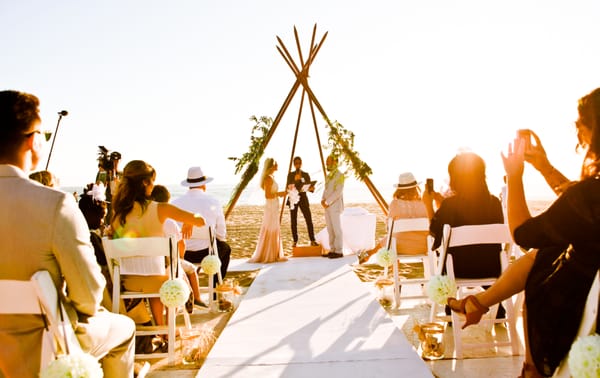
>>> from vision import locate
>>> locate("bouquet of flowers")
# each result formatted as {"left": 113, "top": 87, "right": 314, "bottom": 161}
{"left": 201, "top": 255, "right": 221, "bottom": 276}
{"left": 40, "top": 353, "right": 103, "bottom": 378}
{"left": 287, "top": 187, "right": 300, "bottom": 210}
{"left": 425, "top": 275, "right": 457, "bottom": 305}
{"left": 375, "top": 247, "right": 396, "bottom": 268}
{"left": 568, "top": 333, "right": 600, "bottom": 378}
{"left": 159, "top": 278, "right": 191, "bottom": 308}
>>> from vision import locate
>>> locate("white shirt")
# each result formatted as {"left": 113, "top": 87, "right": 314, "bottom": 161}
{"left": 163, "top": 218, "right": 181, "bottom": 241}
{"left": 171, "top": 188, "right": 227, "bottom": 251}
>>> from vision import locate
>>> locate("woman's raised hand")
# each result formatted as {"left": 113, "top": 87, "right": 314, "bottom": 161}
{"left": 520, "top": 129, "right": 552, "bottom": 172}
{"left": 502, "top": 135, "right": 526, "bottom": 179}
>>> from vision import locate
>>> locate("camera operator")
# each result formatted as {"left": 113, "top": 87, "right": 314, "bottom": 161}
{"left": 95, "top": 146, "right": 121, "bottom": 223}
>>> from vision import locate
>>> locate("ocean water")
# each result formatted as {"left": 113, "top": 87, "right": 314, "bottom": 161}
{"left": 63, "top": 182, "right": 553, "bottom": 213}
{"left": 64, "top": 182, "right": 383, "bottom": 206}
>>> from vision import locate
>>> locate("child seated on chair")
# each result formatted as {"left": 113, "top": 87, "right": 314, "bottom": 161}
{"left": 151, "top": 184, "right": 207, "bottom": 310}
{"left": 358, "top": 172, "right": 430, "bottom": 264}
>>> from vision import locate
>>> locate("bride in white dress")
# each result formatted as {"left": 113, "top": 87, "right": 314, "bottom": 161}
{"left": 248, "top": 158, "right": 288, "bottom": 263}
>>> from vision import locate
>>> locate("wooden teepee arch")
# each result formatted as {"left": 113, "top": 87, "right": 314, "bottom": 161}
{"left": 225, "top": 24, "right": 388, "bottom": 219}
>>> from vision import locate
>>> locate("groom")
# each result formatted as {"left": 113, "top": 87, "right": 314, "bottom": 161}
{"left": 321, "top": 154, "right": 345, "bottom": 259}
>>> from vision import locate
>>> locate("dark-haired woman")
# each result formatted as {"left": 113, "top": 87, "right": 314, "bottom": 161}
{"left": 425, "top": 151, "right": 505, "bottom": 279}
{"left": 110, "top": 160, "right": 205, "bottom": 327}
{"left": 448, "top": 88, "right": 600, "bottom": 377}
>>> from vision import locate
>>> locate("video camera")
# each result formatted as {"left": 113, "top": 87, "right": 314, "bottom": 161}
{"left": 97, "top": 146, "right": 121, "bottom": 173}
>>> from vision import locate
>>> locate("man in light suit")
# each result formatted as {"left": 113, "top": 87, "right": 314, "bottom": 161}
{"left": 0, "top": 90, "right": 135, "bottom": 377}
{"left": 321, "top": 154, "right": 345, "bottom": 259}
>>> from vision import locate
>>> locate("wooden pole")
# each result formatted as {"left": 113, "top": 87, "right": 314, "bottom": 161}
{"left": 225, "top": 28, "right": 327, "bottom": 219}
{"left": 280, "top": 89, "right": 306, "bottom": 222}
{"left": 297, "top": 78, "right": 389, "bottom": 214}
{"left": 225, "top": 79, "right": 302, "bottom": 219}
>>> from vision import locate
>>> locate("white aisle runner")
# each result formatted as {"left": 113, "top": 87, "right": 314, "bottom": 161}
{"left": 199, "top": 256, "right": 433, "bottom": 377}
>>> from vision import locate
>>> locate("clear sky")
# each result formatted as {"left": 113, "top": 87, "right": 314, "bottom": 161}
{"left": 3, "top": 0, "right": 600, "bottom": 201}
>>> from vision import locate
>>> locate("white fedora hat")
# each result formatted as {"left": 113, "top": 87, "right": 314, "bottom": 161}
{"left": 393, "top": 172, "right": 419, "bottom": 189}
{"left": 181, "top": 166, "right": 213, "bottom": 187}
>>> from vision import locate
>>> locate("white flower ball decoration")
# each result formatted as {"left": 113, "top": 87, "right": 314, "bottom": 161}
{"left": 568, "top": 333, "right": 600, "bottom": 378}
{"left": 159, "top": 278, "right": 191, "bottom": 308}
{"left": 426, "top": 275, "right": 457, "bottom": 305}
{"left": 201, "top": 255, "right": 221, "bottom": 276}
{"left": 40, "top": 353, "right": 103, "bottom": 378}
{"left": 375, "top": 247, "right": 396, "bottom": 268}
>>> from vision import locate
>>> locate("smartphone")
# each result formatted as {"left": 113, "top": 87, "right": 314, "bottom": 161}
{"left": 517, "top": 129, "right": 532, "bottom": 150}
{"left": 426, "top": 178, "right": 434, "bottom": 193}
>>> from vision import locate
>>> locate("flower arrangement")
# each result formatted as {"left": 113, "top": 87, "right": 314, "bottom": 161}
{"left": 375, "top": 247, "right": 396, "bottom": 268}
{"left": 159, "top": 278, "right": 191, "bottom": 308}
{"left": 325, "top": 120, "right": 372, "bottom": 180}
{"left": 86, "top": 183, "right": 107, "bottom": 203}
{"left": 287, "top": 187, "right": 300, "bottom": 210}
{"left": 425, "top": 275, "right": 457, "bottom": 305}
{"left": 40, "top": 353, "right": 103, "bottom": 378}
{"left": 568, "top": 333, "right": 600, "bottom": 378}
{"left": 201, "top": 255, "right": 221, "bottom": 276}
{"left": 226, "top": 115, "right": 273, "bottom": 212}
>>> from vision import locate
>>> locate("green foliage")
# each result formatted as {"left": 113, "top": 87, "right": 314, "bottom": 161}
{"left": 227, "top": 116, "right": 273, "bottom": 208}
{"left": 325, "top": 120, "right": 372, "bottom": 180}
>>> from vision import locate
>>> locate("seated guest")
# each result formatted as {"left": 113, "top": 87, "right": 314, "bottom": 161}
{"left": 109, "top": 160, "right": 206, "bottom": 327}
{"left": 172, "top": 166, "right": 232, "bottom": 284}
{"left": 448, "top": 88, "right": 600, "bottom": 377}
{"left": 424, "top": 151, "right": 504, "bottom": 279}
{"left": 0, "top": 90, "right": 135, "bottom": 376}
{"left": 358, "top": 172, "right": 430, "bottom": 264}
{"left": 78, "top": 183, "right": 111, "bottom": 307}
{"left": 151, "top": 184, "right": 207, "bottom": 310}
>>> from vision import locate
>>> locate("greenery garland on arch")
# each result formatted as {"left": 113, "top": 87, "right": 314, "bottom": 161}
{"left": 325, "top": 120, "right": 372, "bottom": 180}
{"left": 226, "top": 116, "right": 372, "bottom": 211}
{"left": 227, "top": 115, "right": 273, "bottom": 208}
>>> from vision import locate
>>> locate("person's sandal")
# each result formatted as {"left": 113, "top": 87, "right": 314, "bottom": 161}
{"left": 447, "top": 295, "right": 489, "bottom": 329}
{"left": 518, "top": 362, "right": 543, "bottom": 378}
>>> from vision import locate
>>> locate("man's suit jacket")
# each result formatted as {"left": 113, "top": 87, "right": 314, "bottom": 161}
{"left": 0, "top": 165, "right": 105, "bottom": 370}
{"left": 322, "top": 169, "right": 345, "bottom": 213}
{"left": 286, "top": 170, "right": 312, "bottom": 193}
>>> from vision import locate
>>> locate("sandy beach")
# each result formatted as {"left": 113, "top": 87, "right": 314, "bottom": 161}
{"left": 158, "top": 202, "right": 395, "bottom": 374}
{"left": 226, "top": 202, "right": 387, "bottom": 260}
{"left": 149, "top": 199, "right": 548, "bottom": 374}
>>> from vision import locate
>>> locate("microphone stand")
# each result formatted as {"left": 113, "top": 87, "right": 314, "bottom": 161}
{"left": 45, "top": 112, "right": 66, "bottom": 170}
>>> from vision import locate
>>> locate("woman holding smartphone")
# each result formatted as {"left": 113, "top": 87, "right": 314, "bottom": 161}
{"left": 448, "top": 88, "right": 600, "bottom": 377}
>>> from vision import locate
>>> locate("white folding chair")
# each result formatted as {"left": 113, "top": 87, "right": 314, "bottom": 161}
{"left": 191, "top": 225, "right": 223, "bottom": 308}
{"left": 431, "top": 223, "right": 521, "bottom": 358}
{"left": 0, "top": 270, "right": 85, "bottom": 372}
{"left": 552, "top": 270, "right": 600, "bottom": 378}
{"left": 387, "top": 217, "right": 436, "bottom": 308}
{"left": 102, "top": 236, "right": 187, "bottom": 364}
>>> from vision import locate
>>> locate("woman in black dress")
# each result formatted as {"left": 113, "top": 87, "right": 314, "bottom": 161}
{"left": 448, "top": 87, "right": 600, "bottom": 377}
{"left": 427, "top": 152, "right": 505, "bottom": 279}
